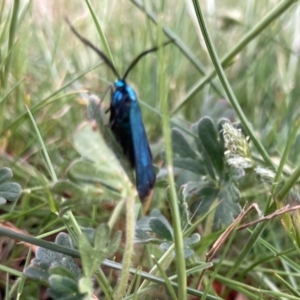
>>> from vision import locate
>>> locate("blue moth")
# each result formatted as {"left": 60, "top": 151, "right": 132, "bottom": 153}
{"left": 67, "top": 20, "right": 172, "bottom": 201}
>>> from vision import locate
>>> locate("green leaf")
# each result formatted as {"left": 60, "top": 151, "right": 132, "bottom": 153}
{"left": 79, "top": 224, "right": 121, "bottom": 278}
{"left": 173, "top": 157, "right": 205, "bottom": 175}
{"left": 38, "top": 252, "right": 81, "bottom": 280}
{"left": 0, "top": 167, "right": 22, "bottom": 204}
{"left": 136, "top": 209, "right": 164, "bottom": 231}
{"left": 135, "top": 228, "right": 151, "bottom": 241}
{"left": 48, "top": 275, "right": 81, "bottom": 297}
{"left": 160, "top": 242, "right": 195, "bottom": 258}
{"left": 183, "top": 247, "right": 195, "bottom": 258}
{"left": 160, "top": 241, "right": 173, "bottom": 252}
{"left": 184, "top": 233, "right": 201, "bottom": 246}
{"left": 25, "top": 233, "right": 82, "bottom": 281}
{"left": 0, "top": 182, "right": 22, "bottom": 202}
{"left": 78, "top": 277, "right": 93, "bottom": 298}
{"left": 194, "top": 137, "right": 216, "bottom": 180}
{"left": 189, "top": 181, "right": 241, "bottom": 229}
{"left": 136, "top": 210, "right": 175, "bottom": 244}
{"left": 0, "top": 167, "right": 13, "bottom": 183}
{"left": 23, "top": 263, "right": 49, "bottom": 282}
{"left": 172, "top": 118, "right": 243, "bottom": 230}
{"left": 48, "top": 266, "right": 77, "bottom": 281}
{"left": 51, "top": 180, "right": 89, "bottom": 200}
{"left": 214, "top": 182, "right": 241, "bottom": 229}
{"left": 74, "top": 122, "right": 127, "bottom": 179}
{"left": 198, "top": 117, "right": 224, "bottom": 177}
{"left": 172, "top": 128, "right": 198, "bottom": 159}
{"left": 135, "top": 208, "right": 200, "bottom": 258}
{"left": 72, "top": 122, "right": 135, "bottom": 200}
{"left": 87, "top": 97, "right": 134, "bottom": 176}
{"left": 149, "top": 217, "right": 173, "bottom": 241}
{"left": 135, "top": 228, "right": 162, "bottom": 244}
{"left": 189, "top": 186, "right": 220, "bottom": 215}
{"left": 67, "top": 159, "right": 122, "bottom": 198}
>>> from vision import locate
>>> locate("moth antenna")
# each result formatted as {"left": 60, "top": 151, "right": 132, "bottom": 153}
{"left": 122, "top": 40, "right": 174, "bottom": 80}
{"left": 65, "top": 17, "right": 120, "bottom": 78}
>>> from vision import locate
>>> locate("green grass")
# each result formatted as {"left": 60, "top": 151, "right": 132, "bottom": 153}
{"left": 1, "top": 0, "right": 300, "bottom": 299}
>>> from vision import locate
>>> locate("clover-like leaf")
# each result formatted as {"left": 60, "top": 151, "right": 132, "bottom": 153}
{"left": 135, "top": 228, "right": 162, "bottom": 244}
{"left": 23, "top": 262, "right": 50, "bottom": 283}
{"left": 184, "top": 233, "right": 201, "bottom": 246}
{"left": 160, "top": 241, "right": 173, "bottom": 252}
{"left": 189, "top": 185, "right": 220, "bottom": 215}
{"left": 149, "top": 217, "right": 173, "bottom": 241}
{"left": 79, "top": 224, "right": 121, "bottom": 278}
{"left": 24, "top": 232, "right": 82, "bottom": 282}
{"left": 183, "top": 247, "right": 195, "bottom": 258}
{"left": 172, "top": 128, "right": 198, "bottom": 159}
{"left": 47, "top": 275, "right": 86, "bottom": 300}
{"left": 173, "top": 157, "right": 205, "bottom": 175}
{"left": 73, "top": 122, "right": 135, "bottom": 200}
{"left": 188, "top": 181, "right": 241, "bottom": 229}
{"left": 0, "top": 167, "right": 22, "bottom": 204}
{"left": 198, "top": 117, "right": 224, "bottom": 178}
{"left": 0, "top": 167, "right": 13, "bottom": 183}
{"left": 172, "top": 118, "right": 242, "bottom": 230}
{"left": 136, "top": 209, "right": 164, "bottom": 231}
{"left": 48, "top": 265, "right": 77, "bottom": 281}
{"left": 136, "top": 210, "right": 174, "bottom": 245}
{"left": 161, "top": 232, "right": 200, "bottom": 258}
{"left": 214, "top": 182, "right": 241, "bottom": 229}
{"left": 135, "top": 209, "right": 200, "bottom": 258}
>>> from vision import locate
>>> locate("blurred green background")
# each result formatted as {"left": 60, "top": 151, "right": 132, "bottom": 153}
{"left": 1, "top": 0, "right": 300, "bottom": 299}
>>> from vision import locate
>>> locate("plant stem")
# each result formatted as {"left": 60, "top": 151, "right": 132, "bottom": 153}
{"left": 158, "top": 16, "right": 187, "bottom": 300}
{"left": 174, "top": 0, "right": 297, "bottom": 114}
{"left": 191, "top": 0, "right": 275, "bottom": 170}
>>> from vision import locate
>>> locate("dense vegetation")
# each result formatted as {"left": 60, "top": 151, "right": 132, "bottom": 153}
{"left": 1, "top": 0, "right": 300, "bottom": 299}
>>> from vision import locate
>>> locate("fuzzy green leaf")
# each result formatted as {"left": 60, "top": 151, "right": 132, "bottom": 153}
{"left": 0, "top": 167, "right": 22, "bottom": 204}
{"left": 25, "top": 233, "right": 82, "bottom": 281}
{"left": 135, "top": 228, "right": 162, "bottom": 244}
{"left": 183, "top": 247, "right": 195, "bottom": 258}
{"left": 214, "top": 182, "right": 241, "bottom": 229}
{"left": 0, "top": 182, "right": 22, "bottom": 202}
{"left": 173, "top": 157, "right": 205, "bottom": 175}
{"left": 149, "top": 217, "right": 173, "bottom": 241}
{"left": 67, "top": 159, "right": 122, "bottom": 198}
{"left": 48, "top": 275, "right": 84, "bottom": 299}
{"left": 184, "top": 233, "right": 201, "bottom": 246}
{"left": 198, "top": 117, "right": 224, "bottom": 177}
{"left": 79, "top": 224, "right": 121, "bottom": 278}
{"left": 160, "top": 241, "right": 196, "bottom": 258}
{"left": 160, "top": 241, "right": 173, "bottom": 252}
{"left": 172, "top": 128, "right": 198, "bottom": 159}
{"left": 23, "top": 263, "right": 49, "bottom": 282}
{"left": 0, "top": 167, "right": 12, "bottom": 183}
{"left": 190, "top": 182, "right": 241, "bottom": 229}
{"left": 189, "top": 186, "right": 219, "bottom": 215}
{"left": 73, "top": 122, "right": 134, "bottom": 199}
{"left": 51, "top": 180, "right": 91, "bottom": 200}
{"left": 48, "top": 266, "right": 77, "bottom": 281}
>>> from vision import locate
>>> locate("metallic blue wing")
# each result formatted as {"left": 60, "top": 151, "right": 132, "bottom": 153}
{"left": 110, "top": 80, "right": 156, "bottom": 201}
{"left": 110, "top": 87, "right": 135, "bottom": 166}
{"left": 129, "top": 91, "right": 156, "bottom": 200}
